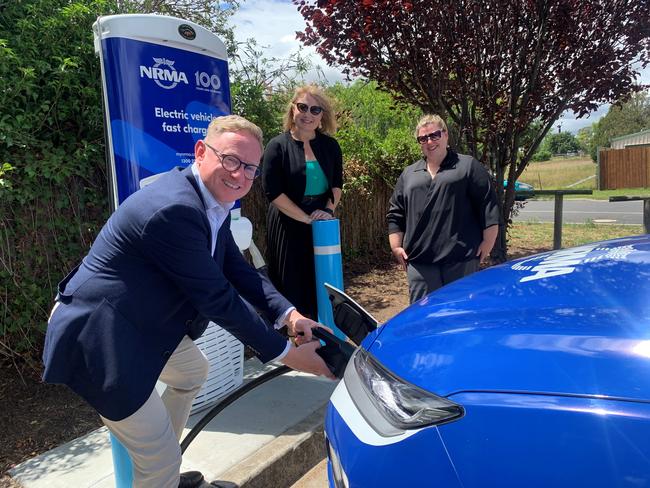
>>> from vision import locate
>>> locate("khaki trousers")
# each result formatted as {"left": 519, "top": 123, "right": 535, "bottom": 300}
{"left": 101, "top": 335, "right": 210, "bottom": 488}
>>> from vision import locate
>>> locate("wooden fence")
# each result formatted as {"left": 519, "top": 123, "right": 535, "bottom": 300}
{"left": 242, "top": 177, "right": 395, "bottom": 261}
{"left": 599, "top": 146, "right": 650, "bottom": 190}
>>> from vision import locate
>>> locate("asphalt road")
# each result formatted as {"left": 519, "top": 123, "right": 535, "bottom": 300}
{"left": 513, "top": 199, "right": 644, "bottom": 225}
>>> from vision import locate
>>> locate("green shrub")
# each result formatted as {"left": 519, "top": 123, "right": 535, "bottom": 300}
{"left": 531, "top": 149, "right": 552, "bottom": 162}
{"left": 1, "top": 0, "right": 239, "bottom": 364}
{"left": 328, "top": 81, "right": 422, "bottom": 188}
{"left": 231, "top": 80, "right": 287, "bottom": 144}
{"left": 0, "top": 0, "right": 116, "bottom": 363}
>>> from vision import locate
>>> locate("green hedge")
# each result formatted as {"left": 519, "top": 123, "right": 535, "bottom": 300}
{"left": 0, "top": 0, "right": 114, "bottom": 362}
{"left": 328, "top": 81, "right": 422, "bottom": 187}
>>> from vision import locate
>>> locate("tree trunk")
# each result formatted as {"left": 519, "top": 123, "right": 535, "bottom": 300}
{"left": 489, "top": 156, "right": 508, "bottom": 264}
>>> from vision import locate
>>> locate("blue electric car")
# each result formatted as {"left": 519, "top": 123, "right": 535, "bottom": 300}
{"left": 325, "top": 235, "right": 650, "bottom": 488}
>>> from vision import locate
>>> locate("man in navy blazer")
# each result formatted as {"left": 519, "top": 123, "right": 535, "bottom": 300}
{"left": 43, "top": 115, "right": 333, "bottom": 488}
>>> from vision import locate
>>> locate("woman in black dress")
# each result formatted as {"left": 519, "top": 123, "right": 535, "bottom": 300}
{"left": 262, "top": 85, "right": 343, "bottom": 319}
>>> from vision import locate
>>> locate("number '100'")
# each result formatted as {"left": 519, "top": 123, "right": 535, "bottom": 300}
{"left": 194, "top": 71, "right": 221, "bottom": 90}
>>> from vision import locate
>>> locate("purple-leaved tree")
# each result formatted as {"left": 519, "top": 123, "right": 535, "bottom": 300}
{"left": 296, "top": 0, "right": 650, "bottom": 258}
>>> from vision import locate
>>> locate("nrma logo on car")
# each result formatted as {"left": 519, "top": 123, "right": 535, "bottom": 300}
{"left": 139, "top": 58, "right": 188, "bottom": 89}
{"left": 513, "top": 243, "right": 636, "bottom": 282}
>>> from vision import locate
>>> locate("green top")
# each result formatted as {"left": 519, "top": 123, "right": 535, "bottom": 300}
{"left": 304, "top": 159, "right": 329, "bottom": 196}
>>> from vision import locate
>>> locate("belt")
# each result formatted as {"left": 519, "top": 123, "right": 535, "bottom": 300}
{"left": 302, "top": 193, "right": 327, "bottom": 204}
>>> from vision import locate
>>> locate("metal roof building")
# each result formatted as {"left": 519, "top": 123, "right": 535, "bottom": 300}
{"left": 610, "top": 128, "right": 650, "bottom": 149}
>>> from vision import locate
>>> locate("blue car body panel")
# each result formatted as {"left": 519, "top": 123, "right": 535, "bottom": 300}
{"left": 505, "top": 180, "right": 534, "bottom": 200}
{"left": 512, "top": 180, "right": 534, "bottom": 192}
{"left": 325, "top": 401, "right": 464, "bottom": 488}
{"left": 366, "top": 236, "right": 650, "bottom": 401}
{"left": 325, "top": 391, "right": 650, "bottom": 488}
{"left": 441, "top": 392, "right": 650, "bottom": 488}
{"left": 326, "top": 235, "right": 650, "bottom": 487}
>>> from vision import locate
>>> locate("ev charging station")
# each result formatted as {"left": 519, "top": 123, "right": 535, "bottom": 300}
{"left": 93, "top": 13, "right": 231, "bottom": 208}
{"left": 93, "top": 14, "right": 245, "bottom": 485}
{"left": 93, "top": 13, "right": 348, "bottom": 487}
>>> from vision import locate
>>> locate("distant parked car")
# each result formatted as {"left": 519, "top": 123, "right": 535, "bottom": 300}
{"left": 504, "top": 180, "right": 534, "bottom": 200}
{"left": 325, "top": 235, "right": 650, "bottom": 488}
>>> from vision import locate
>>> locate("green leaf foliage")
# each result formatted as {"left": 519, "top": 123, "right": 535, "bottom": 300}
{"left": 543, "top": 132, "right": 581, "bottom": 155}
{"left": 0, "top": 0, "right": 118, "bottom": 363}
{"left": 327, "top": 81, "right": 422, "bottom": 189}
{"left": 575, "top": 126, "right": 593, "bottom": 154}
{"left": 231, "top": 80, "right": 286, "bottom": 144}
{"left": 1, "top": 0, "right": 241, "bottom": 364}
{"left": 531, "top": 149, "right": 552, "bottom": 162}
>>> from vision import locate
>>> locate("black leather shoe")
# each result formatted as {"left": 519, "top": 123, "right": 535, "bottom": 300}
{"left": 208, "top": 482, "right": 239, "bottom": 488}
{"left": 179, "top": 470, "right": 205, "bottom": 488}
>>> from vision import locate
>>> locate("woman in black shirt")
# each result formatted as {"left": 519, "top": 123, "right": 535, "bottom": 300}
{"left": 262, "top": 85, "right": 343, "bottom": 318}
{"left": 387, "top": 114, "right": 500, "bottom": 303}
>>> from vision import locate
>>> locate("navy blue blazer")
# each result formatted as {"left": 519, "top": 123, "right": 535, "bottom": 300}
{"left": 43, "top": 166, "right": 291, "bottom": 421}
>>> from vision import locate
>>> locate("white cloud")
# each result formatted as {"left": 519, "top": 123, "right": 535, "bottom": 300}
{"left": 557, "top": 104, "right": 610, "bottom": 135}
{"left": 230, "top": 0, "right": 649, "bottom": 128}
{"left": 558, "top": 64, "right": 649, "bottom": 134}
{"left": 229, "top": 0, "right": 345, "bottom": 84}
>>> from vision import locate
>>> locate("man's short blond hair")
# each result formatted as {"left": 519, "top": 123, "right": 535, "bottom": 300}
{"left": 206, "top": 115, "right": 263, "bottom": 150}
{"left": 414, "top": 114, "right": 448, "bottom": 138}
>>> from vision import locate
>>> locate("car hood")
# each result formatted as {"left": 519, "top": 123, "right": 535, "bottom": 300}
{"left": 366, "top": 235, "right": 650, "bottom": 402}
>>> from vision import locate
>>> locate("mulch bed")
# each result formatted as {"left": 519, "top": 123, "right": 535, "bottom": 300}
{"left": 0, "top": 362, "right": 101, "bottom": 481}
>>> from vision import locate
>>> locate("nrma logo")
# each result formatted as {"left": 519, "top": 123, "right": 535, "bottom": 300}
{"left": 139, "top": 58, "right": 188, "bottom": 89}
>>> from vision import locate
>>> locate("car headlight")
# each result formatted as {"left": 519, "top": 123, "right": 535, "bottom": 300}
{"left": 345, "top": 349, "right": 464, "bottom": 436}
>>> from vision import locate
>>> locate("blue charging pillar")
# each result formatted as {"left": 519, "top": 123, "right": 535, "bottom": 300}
{"left": 109, "top": 433, "right": 133, "bottom": 486}
{"left": 312, "top": 219, "right": 344, "bottom": 338}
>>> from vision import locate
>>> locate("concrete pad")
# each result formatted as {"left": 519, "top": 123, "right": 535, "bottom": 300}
{"left": 289, "top": 459, "right": 328, "bottom": 488}
{"left": 182, "top": 362, "right": 335, "bottom": 483}
{"left": 221, "top": 405, "right": 326, "bottom": 487}
{"left": 9, "top": 359, "right": 337, "bottom": 487}
{"left": 9, "top": 427, "right": 115, "bottom": 488}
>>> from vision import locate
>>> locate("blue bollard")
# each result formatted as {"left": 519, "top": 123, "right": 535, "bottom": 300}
{"left": 109, "top": 432, "right": 133, "bottom": 487}
{"left": 312, "top": 219, "right": 345, "bottom": 338}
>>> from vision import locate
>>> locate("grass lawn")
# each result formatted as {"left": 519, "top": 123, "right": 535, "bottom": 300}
{"left": 588, "top": 188, "right": 650, "bottom": 200}
{"left": 520, "top": 157, "right": 596, "bottom": 190}
{"left": 509, "top": 221, "right": 645, "bottom": 251}
{"left": 519, "top": 157, "right": 650, "bottom": 200}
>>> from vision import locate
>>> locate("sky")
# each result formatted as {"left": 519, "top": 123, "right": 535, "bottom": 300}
{"left": 229, "top": 0, "right": 649, "bottom": 134}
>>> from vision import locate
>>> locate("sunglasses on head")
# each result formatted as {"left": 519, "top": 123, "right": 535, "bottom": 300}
{"left": 295, "top": 102, "right": 324, "bottom": 116}
{"left": 416, "top": 129, "right": 445, "bottom": 144}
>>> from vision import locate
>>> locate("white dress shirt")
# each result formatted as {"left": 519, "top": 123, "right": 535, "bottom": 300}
{"left": 191, "top": 164, "right": 292, "bottom": 360}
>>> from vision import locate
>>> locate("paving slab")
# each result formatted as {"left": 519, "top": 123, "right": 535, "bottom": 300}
{"left": 289, "top": 459, "right": 328, "bottom": 488}
{"left": 9, "top": 359, "right": 336, "bottom": 487}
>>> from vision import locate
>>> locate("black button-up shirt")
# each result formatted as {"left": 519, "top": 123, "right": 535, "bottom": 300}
{"left": 387, "top": 150, "right": 500, "bottom": 264}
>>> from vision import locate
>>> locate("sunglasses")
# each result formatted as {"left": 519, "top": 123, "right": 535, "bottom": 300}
{"left": 295, "top": 102, "right": 324, "bottom": 116}
{"left": 416, "top": 129, "right": 445, "bottom": 144}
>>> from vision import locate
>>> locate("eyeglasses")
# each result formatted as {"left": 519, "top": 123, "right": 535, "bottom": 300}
{"left": 203, "top": 142, "right": 261, "bottom": 180}
{"left": 416, "top": 129, "right": 445, "bottom": 144}
{"left": 295, "top": 102, "right": 324, "bottom": 116}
